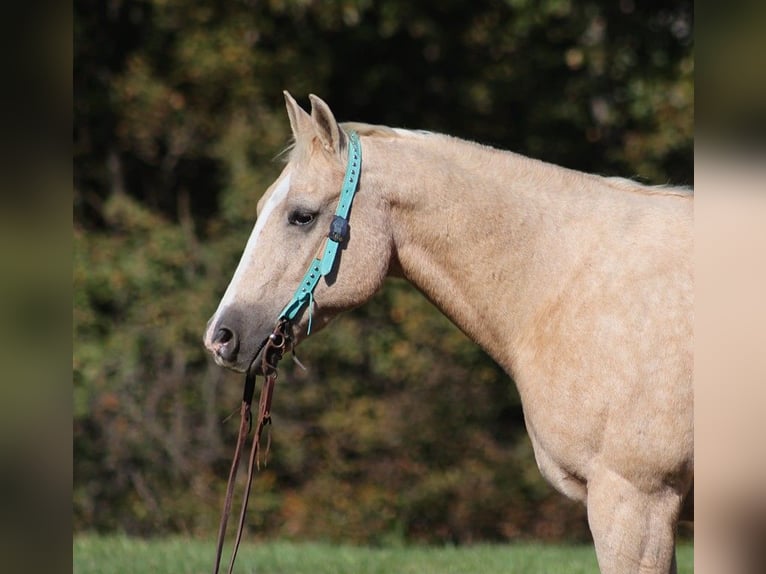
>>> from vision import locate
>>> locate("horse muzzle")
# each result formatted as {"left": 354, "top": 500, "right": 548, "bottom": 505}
{"left": 204, "top": 308, "right": 292, "bottom": 374}
{"left": 204, "top": 309, "right": 254, "bottom": 372}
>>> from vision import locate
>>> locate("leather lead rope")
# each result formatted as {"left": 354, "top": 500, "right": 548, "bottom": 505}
{"left": 212, "top": 133, "right": 361, "bottom": 573}
{"left": 212, "top": 321, "right": 288, "bottom": 574}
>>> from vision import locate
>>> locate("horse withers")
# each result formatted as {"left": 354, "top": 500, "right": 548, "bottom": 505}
{"left": 204, "top": 92, "right": 693, "bottom": 574}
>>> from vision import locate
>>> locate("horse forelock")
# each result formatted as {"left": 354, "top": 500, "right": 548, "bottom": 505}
{"left": 279, "top": 121, "right": 442, "bottom": 169}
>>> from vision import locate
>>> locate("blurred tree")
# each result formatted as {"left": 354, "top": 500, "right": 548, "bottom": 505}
{"left": 74, "top": 0, "right": 692, "bottom": 542}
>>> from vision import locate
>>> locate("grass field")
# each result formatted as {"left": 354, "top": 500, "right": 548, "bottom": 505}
{"left": 73, "top": 535, "right": 693, "bottom": 574}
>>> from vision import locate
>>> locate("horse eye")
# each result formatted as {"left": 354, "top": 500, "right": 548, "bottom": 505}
{"left": 288, "top": 210, "right": 317, "bottom": 227}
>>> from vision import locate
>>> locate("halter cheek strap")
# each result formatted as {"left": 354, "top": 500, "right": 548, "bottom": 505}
{"left": 278, "top": 130, "right": 362, "bottom": 333}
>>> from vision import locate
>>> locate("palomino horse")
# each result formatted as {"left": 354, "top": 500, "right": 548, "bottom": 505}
{"left": 204, "top": 92, "right": 693, "bottom": 574}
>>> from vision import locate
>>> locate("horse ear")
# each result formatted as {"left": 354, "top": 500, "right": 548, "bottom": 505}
{"left": 284, "top": 91, "right": 312, "bottom": 140}
{"left": 309, "top": 94, "right": 346, "bottom": 156}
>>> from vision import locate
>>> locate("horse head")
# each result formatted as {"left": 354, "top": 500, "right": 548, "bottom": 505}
{"left": 204, "top": 92, "right": 393, "bottom": 372}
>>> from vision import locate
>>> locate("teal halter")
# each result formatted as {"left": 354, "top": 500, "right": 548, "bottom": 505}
{"left": 278, "top": 131, "right": 362, "bottom": 334}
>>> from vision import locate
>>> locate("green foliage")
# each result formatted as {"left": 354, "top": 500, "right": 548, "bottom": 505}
{"left": 74, "top": 0, "right": 692, "bottom": 542}
{"left": 73, "top": 535, "right": 695, "bottom": 574}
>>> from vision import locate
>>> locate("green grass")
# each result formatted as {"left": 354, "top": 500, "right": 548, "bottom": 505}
{"left": 73, "top": 535, "right": 693, "bottom": 574}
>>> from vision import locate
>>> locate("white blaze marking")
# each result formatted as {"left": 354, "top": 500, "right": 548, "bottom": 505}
{"left": 215, "top": 171, "right": 292, "bottom": 313}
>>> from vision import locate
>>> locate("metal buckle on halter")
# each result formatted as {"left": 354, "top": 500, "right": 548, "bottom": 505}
{"left": 328, "top": 215, "right": 349, "bottom": 243}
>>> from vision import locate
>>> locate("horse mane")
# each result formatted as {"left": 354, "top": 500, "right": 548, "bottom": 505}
{"left": 282, "top": 122, "right": 692, "bottom": 197}
{"left": 602, "top": 176, "right": 693, "bottom": 198}
{"left": 278, "top": 122, "right": 405, "bottom": 163}
{"left": 340, "top": 122, "right": 401, "bottom": 138}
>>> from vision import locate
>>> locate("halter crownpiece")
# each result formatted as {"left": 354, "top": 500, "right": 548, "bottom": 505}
{"left": 278, "top": 130, "right": 362, "bottom": 333}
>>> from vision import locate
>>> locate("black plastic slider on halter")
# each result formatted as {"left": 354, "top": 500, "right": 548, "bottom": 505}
{"left": 328, "top": 215, "right": 350, "bottom": 243}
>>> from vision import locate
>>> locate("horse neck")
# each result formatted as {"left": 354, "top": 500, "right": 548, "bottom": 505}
{"left": 364, "top": 133, "right": 606, "bottom": 373}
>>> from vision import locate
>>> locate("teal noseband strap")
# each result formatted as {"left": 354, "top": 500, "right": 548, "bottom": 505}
{"left": 278, "top": 131, "right": 362, "bottom": 333}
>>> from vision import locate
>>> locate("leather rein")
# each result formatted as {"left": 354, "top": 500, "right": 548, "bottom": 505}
{"left": 212, "top": 131, "right": 362, "bottom": 574}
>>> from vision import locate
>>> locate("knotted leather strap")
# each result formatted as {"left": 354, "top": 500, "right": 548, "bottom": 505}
{"left": 212, "top": 322, "right": 287, "bottom": 574}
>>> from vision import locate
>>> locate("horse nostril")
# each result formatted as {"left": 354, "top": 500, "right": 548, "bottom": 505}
{"left": 215, "top": 328, "right": 233, "bottom": 344}
{"left": 212, "top": 326, "right": 239, "bottom": 361}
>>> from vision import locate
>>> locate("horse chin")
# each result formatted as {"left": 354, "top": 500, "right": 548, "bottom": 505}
{"left": 212, "top": 353, "right": 250, "bottom": 373}
{"left": 247, "top": 329, "right": 294, "bottom": 376}
{"left": 209, "top": 333, "right": 270, "bottom": 374}
{"left": 242, "top": 334, "right": 272, "bottom": 376}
